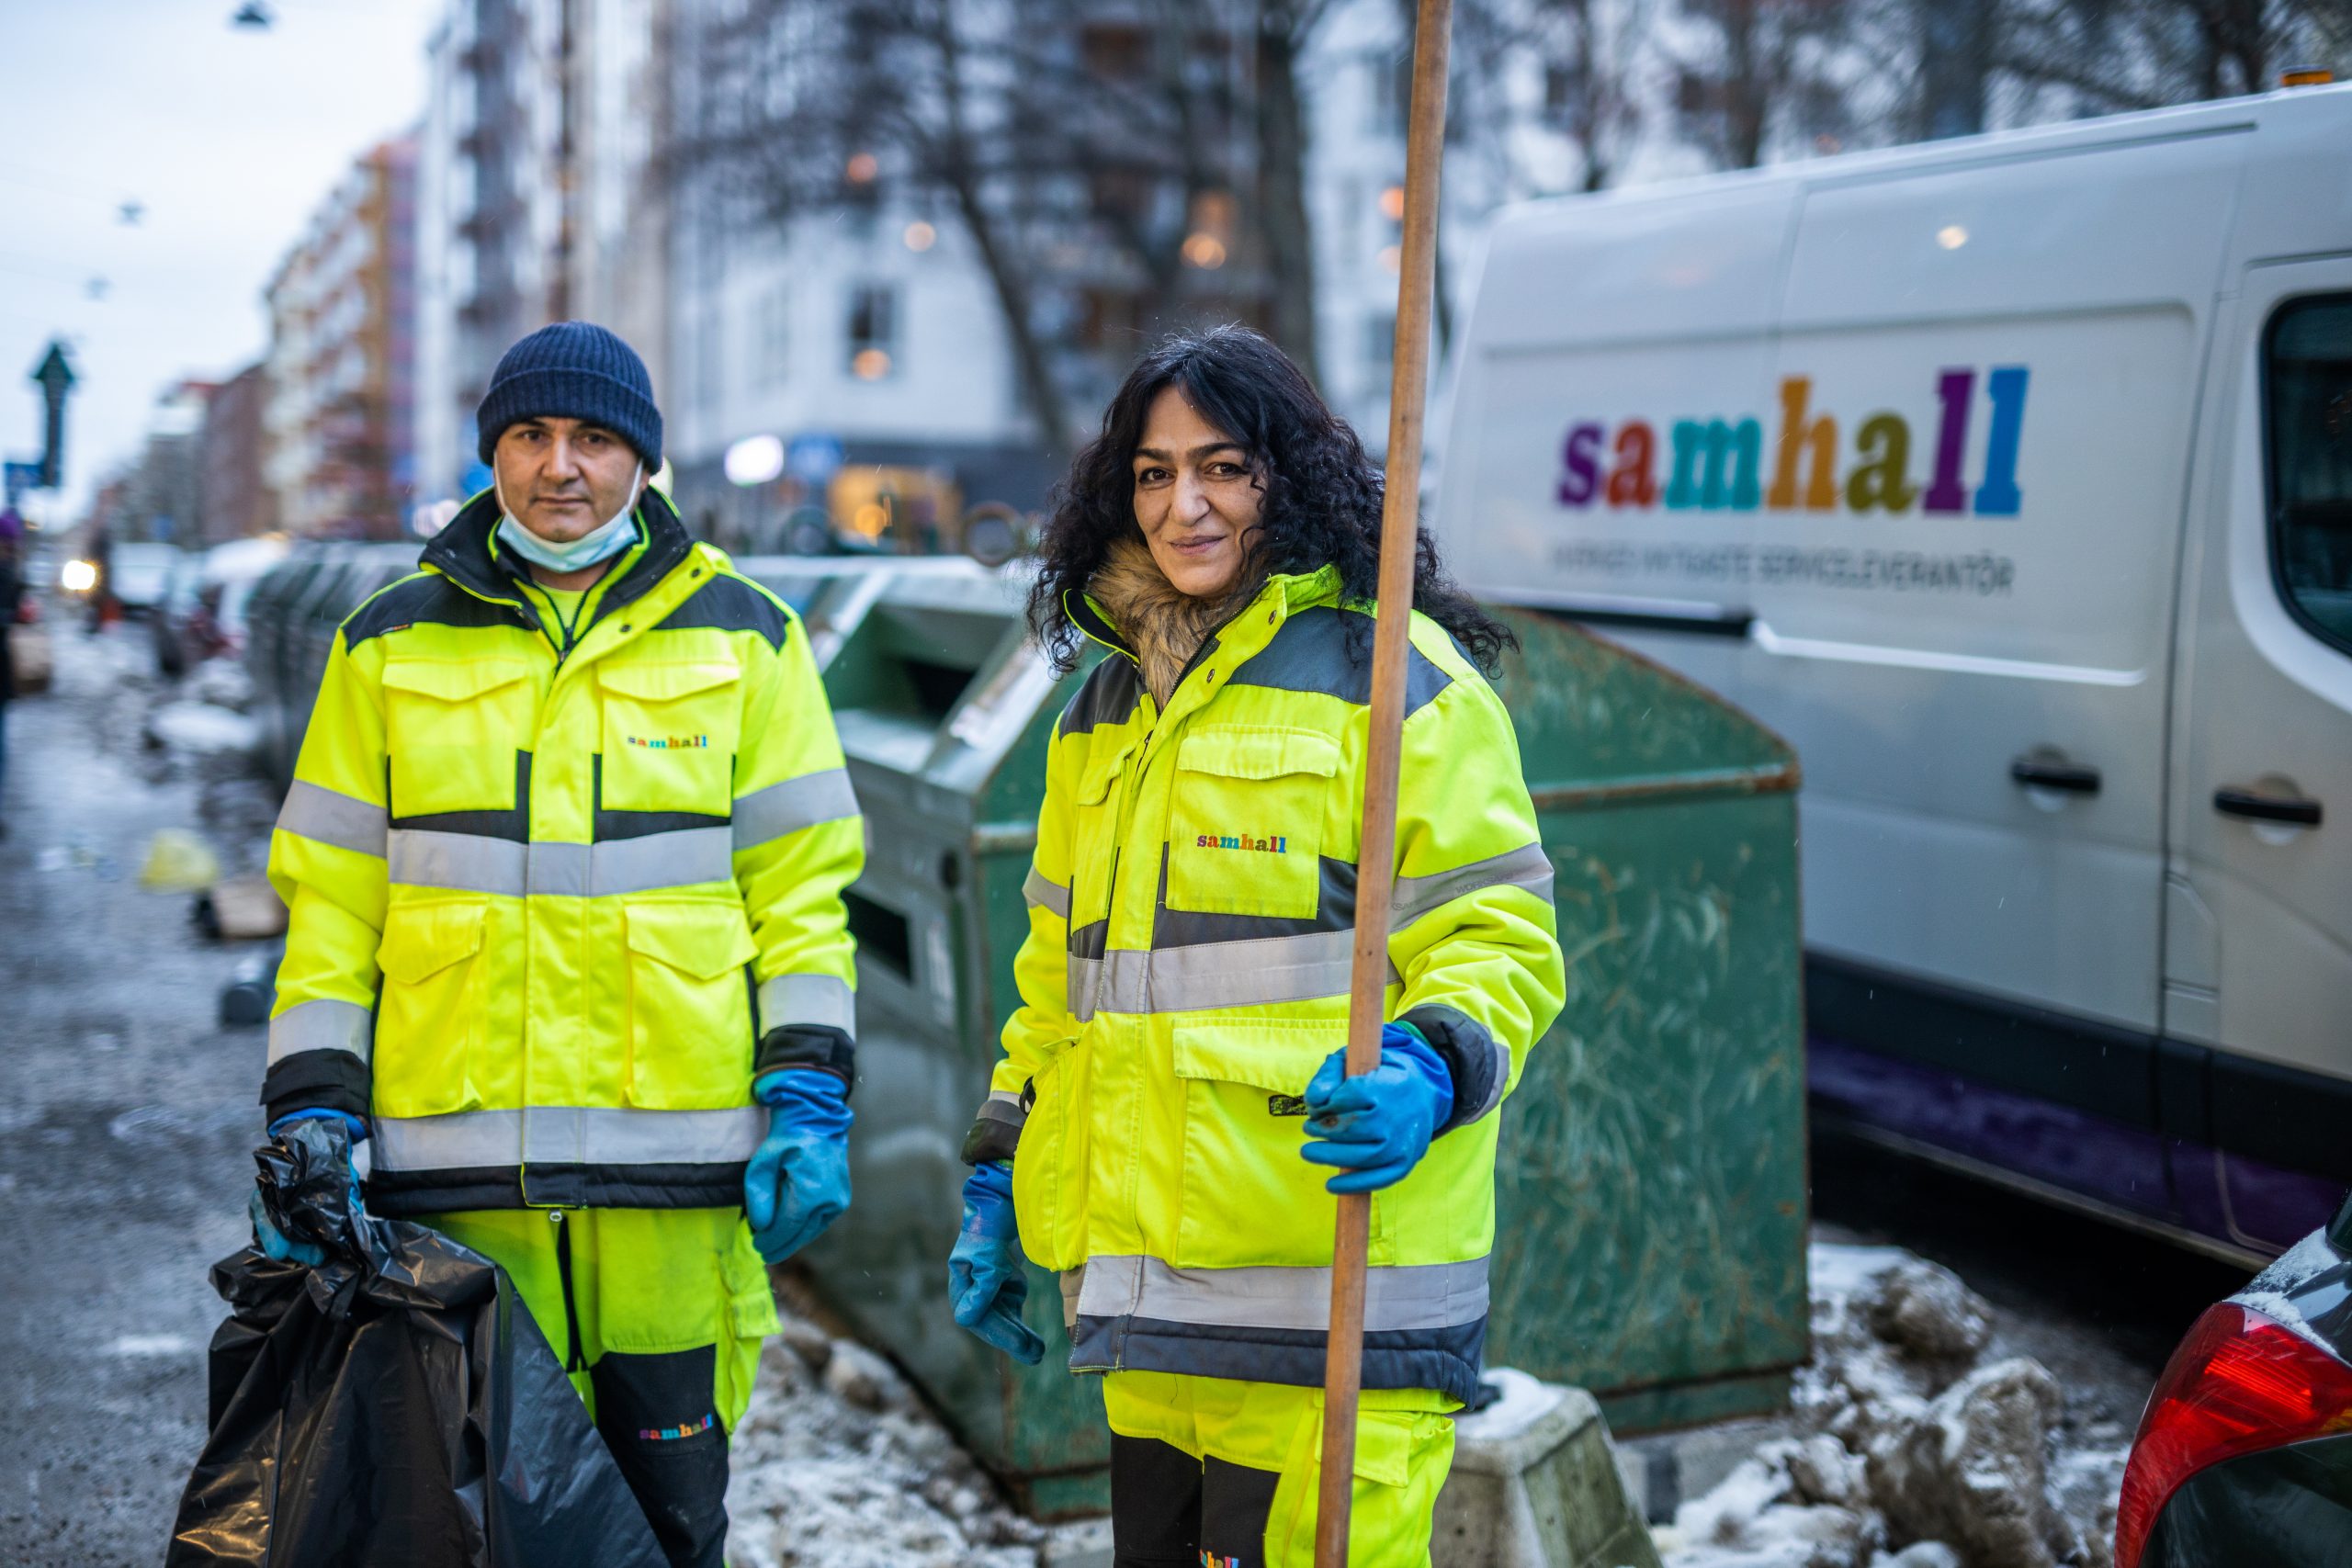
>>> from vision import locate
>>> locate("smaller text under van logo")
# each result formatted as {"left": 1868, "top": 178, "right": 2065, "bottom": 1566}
{"left": 1556, "top": 368, "right": 2029, "bottom": 518}
{"left": 1195, "top": 833, "right": 1288, "bottom": 853}
{"left": 625, "top": 734, "right": 709, "bottom": 750}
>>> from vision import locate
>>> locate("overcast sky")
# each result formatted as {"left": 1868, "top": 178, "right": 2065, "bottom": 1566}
{"left": 1, "top": 0, "right": 444, "bottom": 525}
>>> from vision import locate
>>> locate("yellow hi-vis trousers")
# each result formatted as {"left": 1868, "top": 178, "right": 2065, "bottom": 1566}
{"left": 1104, "top": 1371, "right": 1459, "bottom": 1566}
{"left": 417, "top": 1207, "right": 779, "bottom": 1427}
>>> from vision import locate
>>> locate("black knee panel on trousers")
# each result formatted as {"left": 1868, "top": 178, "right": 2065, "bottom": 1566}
{"left": 592, "top": 1346, "right": 730, "bottom": 1568}
{"left": 1111, "top": 1435, "right": 1282, "bottom": 1568}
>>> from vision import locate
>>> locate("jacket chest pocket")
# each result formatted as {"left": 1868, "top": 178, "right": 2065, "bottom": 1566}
{"left": 599, "top": 660, "right": 741, "bottom": 816}
{"left": 374, "top": 899, "right": 488, "bottom": 1118}
{"left": 1065, "top": 736, "right": 1139, "bottom": 933}
{"left": 1163, "top": 728, "right": 1341, "bottom": 921}
{"left": 383, "top": 660, "right": 537, "bottom": 818}
{"left": 623, "top": 900, "right": 760, "bottom": 1108}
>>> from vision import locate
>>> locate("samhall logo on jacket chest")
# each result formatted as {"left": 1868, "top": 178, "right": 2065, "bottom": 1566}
{"left": 1193, "top": 832, "right": 1288, "bottom": 852}
{"left": 624, "top": 733, "right": 710, "bottom": 750}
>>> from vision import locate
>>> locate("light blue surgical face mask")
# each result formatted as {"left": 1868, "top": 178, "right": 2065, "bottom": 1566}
{"left": 496, "top": 463, "right": 642, "bottom": 573}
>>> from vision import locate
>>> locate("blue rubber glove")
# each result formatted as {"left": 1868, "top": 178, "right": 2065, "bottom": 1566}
{"left": 252, "top": 1111, "right": 368, "bottom": 1265}
{"left": 1299, "top": 1023, "right": 1454, "bottom": 1194}
{"left": 745, "top": 1071, "right": 854, "bottom": 1263}
{"left": 948, "top": 1162, "right": 1045, "bottom": 1364}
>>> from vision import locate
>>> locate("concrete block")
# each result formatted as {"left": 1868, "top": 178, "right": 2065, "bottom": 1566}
{"left": 1434, "top": 1369, "right": 1664, "bottom": 1568}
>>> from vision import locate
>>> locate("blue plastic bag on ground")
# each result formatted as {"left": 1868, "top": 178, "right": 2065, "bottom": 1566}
{"left": 167, "top": 1120, "right": 666, "bottom": 1567}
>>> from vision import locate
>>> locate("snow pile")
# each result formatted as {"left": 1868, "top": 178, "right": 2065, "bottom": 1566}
{"left": 187, "top": 660, "right": 255, "bottom": 713}
{"left": 1657, "top": 1246, "right": 2126, "bottom": 1568}
{"left": 144, "top": 699, "right": 259, "bottom": 756}
{"left": 725, "top": 1292, "right": 1044, "bottom": 1568}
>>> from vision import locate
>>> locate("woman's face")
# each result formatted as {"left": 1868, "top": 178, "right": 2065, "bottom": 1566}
{"left": 1131, "top": 386, "right": 1262, "bottom": 599}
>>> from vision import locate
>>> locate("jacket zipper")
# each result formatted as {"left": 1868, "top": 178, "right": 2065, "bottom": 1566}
{"left": 550, "top": 1210, "right": 587, "bottom": 1372}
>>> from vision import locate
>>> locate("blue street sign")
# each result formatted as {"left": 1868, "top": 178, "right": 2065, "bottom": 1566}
{"left": 3, "top": 462, "right": 40, "bottom": 504}
{"left": 786, "top": 433, "right": 844, "bottom": 485}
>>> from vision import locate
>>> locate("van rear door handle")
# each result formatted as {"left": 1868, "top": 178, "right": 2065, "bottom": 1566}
{"left": 2010, "top": 758, "right": 2101, "bottom": 795}
{"left": 2214, "top": 788, "right": 2323, "bottom": 827}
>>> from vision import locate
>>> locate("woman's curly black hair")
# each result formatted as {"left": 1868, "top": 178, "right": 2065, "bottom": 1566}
{"left": 1026, "top": 323, "right": 1514, "bottom": 677}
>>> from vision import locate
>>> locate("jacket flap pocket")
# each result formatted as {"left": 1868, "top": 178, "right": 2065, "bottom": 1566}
{"left": 1349, "top": 1410, "right": 1414, "bottom": 1488}
{"left": 382, "top": 659, "right": 532, "bottom": 703}
{"left": 1175, "top": 728, "right": 1341, "bottom": 782}
{"left": 378, "top": 901, "right": 487, "bottom": 983}
{"left": 600, "top": 660, "right": 741, "bottom": 701}
{"left": 1170, "top": 1020, "right": 1344, "bottom": 1097}
{"left": 1073, "top": 737, "right": 1140, "bottom": 806}
{"left": 626, "top": 900, "right": 760, "bottom": 978}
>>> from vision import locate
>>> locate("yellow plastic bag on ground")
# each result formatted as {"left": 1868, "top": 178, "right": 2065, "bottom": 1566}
{"left": 141, "top": 829, "right": 221, "bottom": 893}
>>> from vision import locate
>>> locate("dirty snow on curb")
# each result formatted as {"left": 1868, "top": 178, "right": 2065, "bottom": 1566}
{"left": 725, "top": 1283, "right": 1046, "bottom": 1568}
{"left": 1656, "top": 1244, "right": 2132, "bottom": 1568}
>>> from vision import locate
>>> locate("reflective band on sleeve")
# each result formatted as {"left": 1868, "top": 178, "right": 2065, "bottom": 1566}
{"left": 1074, "top": 1253, "right": 1489, "bottom": 1334}
{"left": 757, "top": 973, "right": 856, "bottom": 1037}
{"left": 1068, "top": 928, "right": 1392, "bottom": 1020}
{"left": 276, "top": 781, "right": 389, "bottom": 859}
{"left": 1022, "top": 864, "right": 1070, "bottom": 920}
{"left": 976, "top": 1088, "right": 1026, "bottom": 1131}
{"left": 387, "top": 829, "right": 735, "bottom": 896}
{"left": 1392, "top": 841, "right": 1555, "bottom": 928}
{"left": 731, "top": 768, "right": 860, "bottom": 852}
{"left": 266, "top": 998, "right": 375, "bottom": 1066}
{"left": 372, "top": 1104, "right": 768, "bottom": 1172}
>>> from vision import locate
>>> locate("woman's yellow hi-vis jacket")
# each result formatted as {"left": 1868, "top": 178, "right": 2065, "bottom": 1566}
{"left": 962, "top": 566, "right": 1566, "bottom": 1405}
{"left": 263, "top": 490, "right": 863, "bottom": 1215}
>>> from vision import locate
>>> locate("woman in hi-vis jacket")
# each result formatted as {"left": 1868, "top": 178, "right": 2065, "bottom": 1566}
{"left": 948, "top": 325, "right": 1566, "bottom": 1566}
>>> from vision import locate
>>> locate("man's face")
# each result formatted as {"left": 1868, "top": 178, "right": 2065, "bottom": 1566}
{"left": 493, "top": 417, "right": 642, "bottom": 543}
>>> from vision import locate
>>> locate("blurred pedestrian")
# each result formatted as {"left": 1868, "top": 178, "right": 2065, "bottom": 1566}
{"left": 256, "top": 321, "right": 865, "bottom": 1567}
{"left": 946, "top": 326, "right": 1566, "bottom": 1565}
{"left": 0, "top": 519, "right": 20, "bottom": 836}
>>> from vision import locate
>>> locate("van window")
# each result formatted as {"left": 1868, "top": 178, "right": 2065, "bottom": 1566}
{"left": 2266, "top": 294, "right": 2352, "bottom": 653}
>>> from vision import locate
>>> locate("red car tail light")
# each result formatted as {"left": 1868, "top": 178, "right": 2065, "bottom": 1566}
{"left": 2115, "top": 1303, "right": 2352, "bottom": 1568}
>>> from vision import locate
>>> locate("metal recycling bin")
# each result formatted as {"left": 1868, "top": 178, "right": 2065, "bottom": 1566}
{"left": 803, "top": 588, "right": 1807, "bottom": 1509}
{"left": 245, "top": 544, "right": 415, "bottom": 789}
{"left": 1480, "top": 606, "right": 1807, "bottom": 1435}
{"left": 795, "top": 567, "right": 1111, "bottom": 1517}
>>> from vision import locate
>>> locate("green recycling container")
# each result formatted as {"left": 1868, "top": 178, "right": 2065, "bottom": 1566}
{"left": 1479, "top": 607, "right": 1807, "bottom": 1435}
{"left": 805, "top": 585, "right": 1806, "bottom": 1512}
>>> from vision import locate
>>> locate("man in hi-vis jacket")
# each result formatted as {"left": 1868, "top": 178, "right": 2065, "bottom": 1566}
{"left": 256, "top": 321, "right": 863, "bottom": 1567}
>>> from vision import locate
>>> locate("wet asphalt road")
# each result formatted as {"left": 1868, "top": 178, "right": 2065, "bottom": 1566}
{"left": 0, "top": 629, "right": 278, "bottom": 1566}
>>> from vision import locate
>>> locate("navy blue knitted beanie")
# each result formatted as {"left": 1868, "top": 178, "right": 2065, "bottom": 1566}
{"left": 476, "top": 321, "right": 662, "bottom": 470}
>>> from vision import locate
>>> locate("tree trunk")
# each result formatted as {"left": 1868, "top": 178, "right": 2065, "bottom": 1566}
{"left": 1254, "top": 6, "right": 1323, "bottom": 387}
{"left": 948, "top": 171, "right": 1075, "bottom": 452}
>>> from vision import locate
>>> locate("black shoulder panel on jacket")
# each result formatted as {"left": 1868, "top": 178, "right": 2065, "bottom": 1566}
{"left": 1057, "top": 655, "right": 1144, "bottom": 738}
{"left": 344, "top": 572, "right": 524, "bottom": 649}
{"left": 653, "top": 574, "right": 790, "bottom": 650}
{"left": 1226, "top": 605, "right": 1452, "bottom": 717}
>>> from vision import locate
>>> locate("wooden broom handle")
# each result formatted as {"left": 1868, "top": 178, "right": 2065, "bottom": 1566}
{"left": 1316, "top": 0, "right": 1453, "bottom": 1562}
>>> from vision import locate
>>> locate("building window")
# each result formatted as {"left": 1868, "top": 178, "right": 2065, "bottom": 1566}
{"left": 2265, "top": 293, "right": 2352, "bottom": 654}
{"left": 756, "top": 283, "right": 789, "bottom": 390}
{"left": 847, "top": 285, "right": 898, "bottom": 380}
{"left": 1367, "top": 49, "right": 1411, "bottom": 136}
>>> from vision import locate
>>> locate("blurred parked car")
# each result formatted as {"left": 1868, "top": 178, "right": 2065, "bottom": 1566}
{"left": 152, "top": 552, "right": 203, "bottom": 675}
{"left": 156, "top": 537, "right": 290, "bottom": 674}
{"left": 107, "top": 542, "right": 182, "bottom": 617}
{"left": 2114, "top": 1189, "right": 2352, "bottom": 1565}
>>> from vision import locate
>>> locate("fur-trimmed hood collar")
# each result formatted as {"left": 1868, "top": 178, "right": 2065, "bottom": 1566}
{"left": 1084, "top": 536, "right": 1262, "bottom": 706}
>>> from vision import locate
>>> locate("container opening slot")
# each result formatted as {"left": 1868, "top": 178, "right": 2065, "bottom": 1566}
{"left": 843, "top": 889, "right": 913, "bottom": 982}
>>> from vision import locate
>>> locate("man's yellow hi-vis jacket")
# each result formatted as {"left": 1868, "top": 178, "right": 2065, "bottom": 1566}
{"left": 962, "top": 566, "right": 1566, "bottom": 1405}
{"left": 263, "top": 489, "right": 863, "bottom": 1215}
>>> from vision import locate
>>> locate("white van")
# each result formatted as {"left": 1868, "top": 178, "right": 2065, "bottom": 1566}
{"left": 1436, "top": 82, "right": 2352, "bottom": 1259}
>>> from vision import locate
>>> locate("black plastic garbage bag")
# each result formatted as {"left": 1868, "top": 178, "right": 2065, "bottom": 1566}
{"left": 167, "top": 1120, "right": 667, "bottom": 1568}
